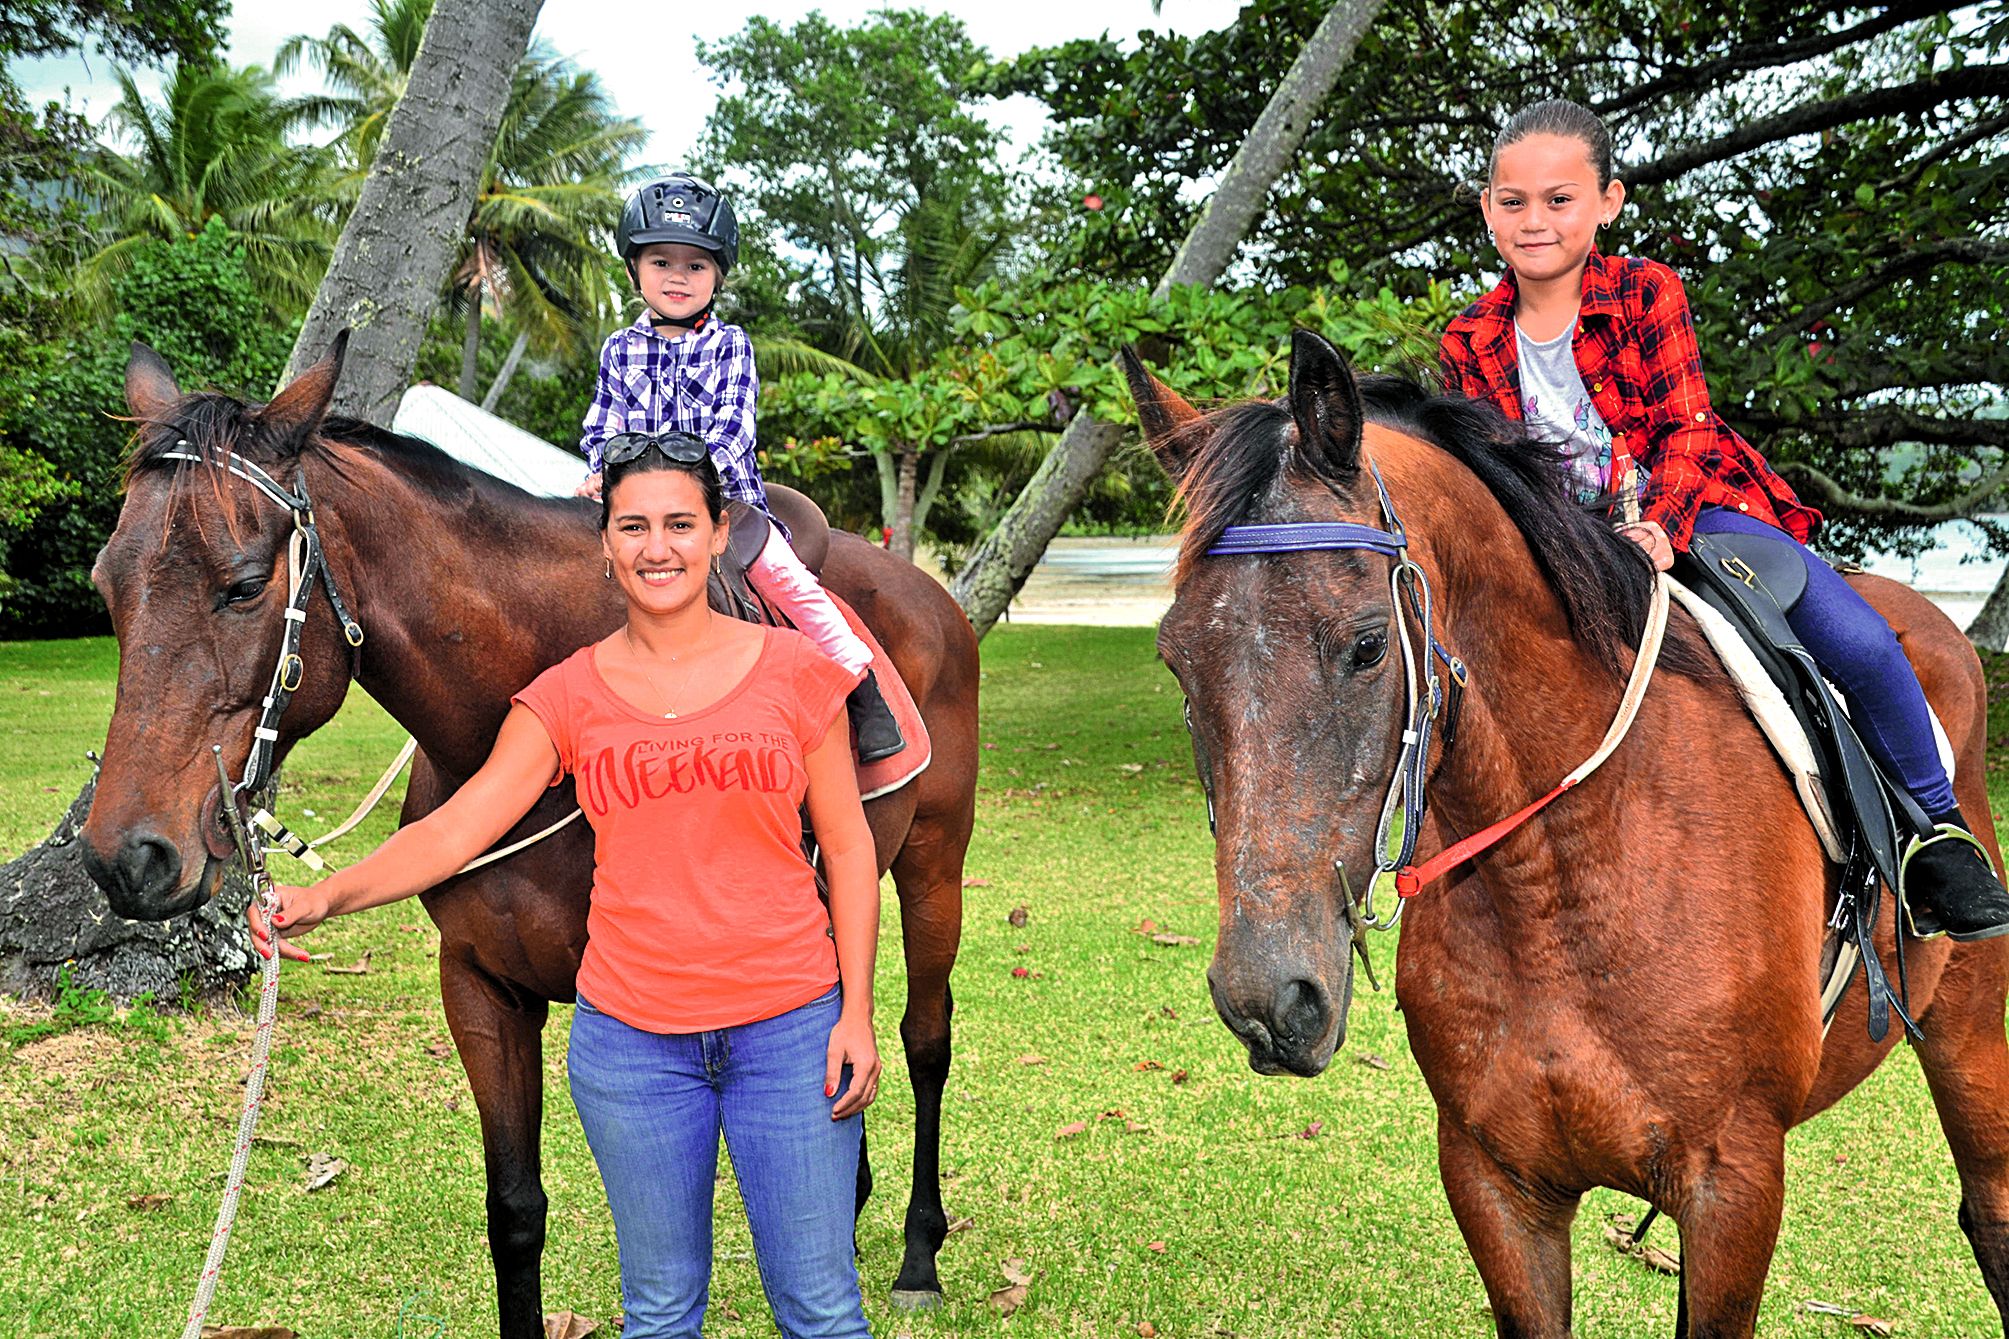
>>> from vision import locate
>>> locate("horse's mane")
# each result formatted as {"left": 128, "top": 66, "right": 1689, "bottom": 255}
{"left": 1172, "top": 374, "right": 1701, "bottom": 680}
{"left": 123, "top": 392, "right": 583, "bottom": 522}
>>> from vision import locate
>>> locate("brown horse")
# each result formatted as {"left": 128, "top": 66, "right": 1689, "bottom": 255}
{"left": 79, "top": 340, "right": 977, "bottom": 1336}
{"left": 1126, "top": 329, "right": 2009, "bottom": 1338}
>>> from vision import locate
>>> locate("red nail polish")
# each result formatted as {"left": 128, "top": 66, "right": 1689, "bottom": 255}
{"left": 825, "top": 1083, "right": 835, "bottom": 1097}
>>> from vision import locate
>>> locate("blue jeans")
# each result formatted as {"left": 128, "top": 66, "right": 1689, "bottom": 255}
{"left": 1691, "top": 507, "right": 1957, "bottom": 816}
{"left": 567, "top": 986, "right": 869, "bottom": 1339}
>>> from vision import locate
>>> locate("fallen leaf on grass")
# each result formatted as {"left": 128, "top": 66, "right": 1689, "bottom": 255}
{"left": 1145, "top": 1241, "right": 1166, "bottom": 1253}
{"left": 1132, "top": 918, "right": 1159, "bottom": 934}
{"left": 1001, "top": 1258, "right": 1032, "bottom": 1286}
{"left": 989, "top": 1283, "right": 1027, "bottom": 1317}
{"left": 200, "top": 1327, "right": 297, "bottom": 1339}
{"left": 1013, "top": 942, "right": 1031, "bottom": 953}
{"left": 1150, "top": 933, "right": 1200, "bottom": 947}
{"left": 126, "top": 1193, "right": 172, "bottom": 1211}
{"left": 1159, "top": 1006, "right": 1178, "bottom": 1019}
{"left": 1847, "top": 1319, "right": 1894, "bottom": 1337}
{"left": 1134, "top": 1060, "right": 1163, "bottom": 1071}
{"left": 963, "top": 877, "right": 991, "bottom": 889}
{"left": 1355, "top": 1052, "right": 1391, "bottom": 1070}
{"left": 302, "top": 1152, "right": 347, "bottom": 1192}
{"left": 1007, "top": 906, "right": 1029, "bottom": 927}
{"left": 544, "top": 1312, "right": 598, "bottom": 1339}
{"left": 1016, "top": 1054, "right": 1047, "bottom": 1066}
{"left": 399, "top": 924, "right": 421, "bottom": 934}
{"left": 1804, "top": 1301, "right": 1894, "bottom": 1335}
{"left": 1171, "top": 1069, "right": 1189, "bottom": 1085}
{"left": 945, "top": 1215, "right": 974, "bottom": 1235}
{"left": 1011, "top": 967, "right": 1031, "bottom": 979}
{"left": 1097, "top": 1108, "right": 1128, "bottom": 1121}
{"left": 1056, "top": 1122, "right": 1087, "bottom": 1140}
{"left": 1139, "top": 1324, "right": 1158, "bottom": 1337}
{"left": 1116, "top": 763, "right": 1144, "bottom": 774}
{"left": 1603, "top": 1216, "right": 1679, "bottom": 1274}
{"left": 426, "top": 1042, "right": 454, "bottom": 1060}
{"left": 1124, "top": 1121, "right": 1149, "bottom": 1134}
{"left": 324, "top": 951, "right": 373, "bottom": 976}
{"left": 1295, "top": 1121, "right": 1324, "bottom": 1140}
{"left": 304, "top": 954, "right": 331, "bottom": 963}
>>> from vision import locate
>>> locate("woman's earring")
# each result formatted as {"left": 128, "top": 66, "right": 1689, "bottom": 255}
{"left": 603, "top": 558, "right": 613, "bottom": 580}
{"left": 712, "top": 553, "right": 723, "bottom": 577}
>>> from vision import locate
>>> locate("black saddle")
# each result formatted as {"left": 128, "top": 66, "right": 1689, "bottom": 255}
{"left": 710, "top": 485, "right": 833, "bottom": 625}
{"left": 1675, "top": 529, "right": 1932, "bottom": 1040}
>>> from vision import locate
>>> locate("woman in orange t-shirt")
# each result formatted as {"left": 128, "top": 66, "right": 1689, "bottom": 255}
{"left": 251, "top": 441, "right": 881, "bottom": 1338}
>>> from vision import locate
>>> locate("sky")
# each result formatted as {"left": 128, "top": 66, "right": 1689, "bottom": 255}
{"left": 16, "top": 0, "right": 1248, "bottom": 170}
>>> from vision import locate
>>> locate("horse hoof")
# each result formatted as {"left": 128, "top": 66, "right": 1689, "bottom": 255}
{"left": 890, "top": 1288, "right": 944, "bottom": 1312}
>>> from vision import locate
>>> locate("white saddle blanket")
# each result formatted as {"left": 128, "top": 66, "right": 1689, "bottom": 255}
{"left": 1665, "top": 576, "right": 1954, "bottom": 862}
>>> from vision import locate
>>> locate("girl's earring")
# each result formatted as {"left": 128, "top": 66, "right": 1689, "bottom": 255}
{"left": 604, "top": 558, "right": 613, "bottom": 581}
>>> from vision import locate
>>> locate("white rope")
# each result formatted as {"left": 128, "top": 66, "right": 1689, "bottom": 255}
{"left": 179, "top": 891, "right": 281, "bottom": 1339}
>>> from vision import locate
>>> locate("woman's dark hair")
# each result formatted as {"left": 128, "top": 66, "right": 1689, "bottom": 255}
{"left": 600, "top": 447, "right": 727, "bottom": 530}
{"left": 1488, "top": 99, "right": 1616, "bottom": 190}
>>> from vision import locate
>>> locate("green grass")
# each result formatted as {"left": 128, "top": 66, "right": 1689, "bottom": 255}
{"left": 1, "top": 629, "right": 2005, "bottom": 1336}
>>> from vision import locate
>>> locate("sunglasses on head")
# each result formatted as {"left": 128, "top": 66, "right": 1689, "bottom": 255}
{"left": 601, "top": 431, "right": 709, "bottom": 467}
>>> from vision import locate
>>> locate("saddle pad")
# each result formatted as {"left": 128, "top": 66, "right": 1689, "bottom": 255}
{"left": 830, "top": 593, "right": 932, "bottom": 802}
{"left": 1665, "top": 576, "right": 1954, "bottom": 862}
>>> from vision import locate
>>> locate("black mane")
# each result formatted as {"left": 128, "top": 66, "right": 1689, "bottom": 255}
{"left": 1173, "top": 373, "right": 1691, "bottom": 680}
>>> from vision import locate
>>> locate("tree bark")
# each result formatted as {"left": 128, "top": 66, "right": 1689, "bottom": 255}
{"left": 481, "top": 329, "right": 531, "bottom": 412}
{"left": 1969, "top": 566, "right": 2009, "bottom": 654}
{"left": 458, "top": 290, "right": 483, "bottom": 401}
{"left": 892, "top": 448, "right": 919, "bottom": 562}
{"left": 948, "top": 0, "right": 1387, "bottom": 637}
{"left": 911, "top": 448, "right": 952, "bottom": 544}
{"left": 284, "top": 0, "right": 545, "bottom": 422}
{"left": 0, "top": 780, "right": 257, "bottom": 1005}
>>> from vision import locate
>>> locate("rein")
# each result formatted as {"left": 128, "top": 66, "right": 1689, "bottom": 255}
{"left": 1194, "top": 462, "right": 1668, "bottom": 931}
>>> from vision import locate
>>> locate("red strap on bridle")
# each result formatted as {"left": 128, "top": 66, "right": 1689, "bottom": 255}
{"left": 1393, "top": 778, "right": 1576, "bottom": 897}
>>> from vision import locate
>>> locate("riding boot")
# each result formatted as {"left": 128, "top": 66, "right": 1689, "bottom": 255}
{"left": 847, "top": 669, "right": 906, "bottom": 763}
{"left": 1905, "top": 807, "right": 2009, "bottom": 942}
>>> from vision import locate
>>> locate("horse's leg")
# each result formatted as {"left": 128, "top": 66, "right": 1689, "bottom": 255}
{"left": 441, "top": 955, "right": 552, "bottom": 1339}
{"left": 1913, "top": 938, "right": 2009, "bottom": 1333}
{"left": 1436, "top": 1120, "right": 1576, "bottom": 1339}
{"left": 1668, "top": 1126, "right": 1787, "bottom": 1339}
{"left": 884, "top": 830, "right": 966, "bottom": 1308}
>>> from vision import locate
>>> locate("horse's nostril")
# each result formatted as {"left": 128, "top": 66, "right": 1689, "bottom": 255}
{"left": 1272, "top": 977, "right": 1330, "bottom": 1046}
{"left": 116, "top": 831, "right": 182, "bottom": 906}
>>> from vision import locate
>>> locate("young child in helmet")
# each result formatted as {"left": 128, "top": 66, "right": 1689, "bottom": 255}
{"left": 579, "top": 173, "right": 904, "bottom": 762}
{"left": 1438, "top": 98, "right": 2009, "bottom": 941}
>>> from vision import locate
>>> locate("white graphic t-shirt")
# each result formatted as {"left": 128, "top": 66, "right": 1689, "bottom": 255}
{"left": 1516, "top": 321, "right": 1614, "bottom": 504}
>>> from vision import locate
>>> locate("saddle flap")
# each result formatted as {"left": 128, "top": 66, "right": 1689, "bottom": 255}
{"left": 1691, "top": 530, "right": 1808, "bottom": 613}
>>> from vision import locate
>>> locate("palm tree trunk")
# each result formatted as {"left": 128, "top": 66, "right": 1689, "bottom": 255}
{"left": 948, "top": 0, "right": 1387, "bottom": 637}
{"left": 1967, "top": 563, "right": 2009, "bottom": 652}
{"left": 285, "top": 0, "right": 545, "bottom": 420}
{"left": 910, "top": 448, "right": 952, "bottom": 549}
{"left": 892, "top": 448, "right": 919, "bottom": 561}
{"left": 458, "top": 291, "right": 483, "bottom": 401}
{"left": 481, "top": 330, "right": 531, "bottom": 411}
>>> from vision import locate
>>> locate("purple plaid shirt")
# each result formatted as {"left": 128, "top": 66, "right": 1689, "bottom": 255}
{"left": 580, "top": 315, "right": 771, "bottom": 517}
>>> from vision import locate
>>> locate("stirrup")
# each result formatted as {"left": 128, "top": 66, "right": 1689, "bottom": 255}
{"left": 1898, "top": 824, "right": 2000, "bottom": 941}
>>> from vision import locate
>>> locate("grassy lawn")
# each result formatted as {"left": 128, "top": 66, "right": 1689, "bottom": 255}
{"left": 2, "top": 626, "right": 2006, "bottom": 1336}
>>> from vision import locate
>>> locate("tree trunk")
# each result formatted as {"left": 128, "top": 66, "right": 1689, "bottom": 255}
{"left": 284, "top": 0, "right": 545, "bottom": 422}
{"left": 948, "top": 0, "right": 1387, "bottom": 637}
{"left": 458, "top": 290, "right": 483, "bottom": 401}
{"left": 892, "top": 448, "right": 920, "bottom": 562}
{"left": 0, "top": 779, "right": 257, "bottom": 1005}
{"left": 1967, "top": 563, "right": 2009, "bottom": 653}
{"left": 910, "top": 448, "right": 953, "bottom": 548}
{"left": 481, "top": 329, "right": 531, "bottom": 412}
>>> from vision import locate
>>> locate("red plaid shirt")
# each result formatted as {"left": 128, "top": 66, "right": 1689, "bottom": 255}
{"left": 1438, "top": 250, "right": 1820, "bottom": 550}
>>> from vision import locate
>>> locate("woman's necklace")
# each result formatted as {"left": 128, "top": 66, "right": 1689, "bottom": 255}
{"left": 626, "top": 616, "right": 713, "bottom": 719}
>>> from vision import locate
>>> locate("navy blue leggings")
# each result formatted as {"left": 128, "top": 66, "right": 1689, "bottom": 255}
{"left": 1690, "top": 508, "right": 1956, "bottom": 817}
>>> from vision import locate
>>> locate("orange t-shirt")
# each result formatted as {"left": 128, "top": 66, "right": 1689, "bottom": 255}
{"left": 512, "top": 626, "right": 855, "bottom": 1033}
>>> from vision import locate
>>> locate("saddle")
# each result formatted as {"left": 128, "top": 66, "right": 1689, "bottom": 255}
{"left": 1673, "top": 530, "right": 1935, "bottom": 1041}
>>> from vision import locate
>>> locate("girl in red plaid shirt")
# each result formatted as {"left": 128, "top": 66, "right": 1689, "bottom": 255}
{"left": 1439, "top": 99, "right": 2009, "bottom": 940}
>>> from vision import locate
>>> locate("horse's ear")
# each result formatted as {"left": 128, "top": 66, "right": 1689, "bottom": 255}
{"left": 1288, "top": 328, "right": 1363, "bottom": 480}
{"left": 1120, "top": 346, "right": 1202, "bottom": 470}
{"left": 125, "top": 343, "right": 182, "bottom": 420}
{"left": 256, "top": 330, "right": 349, "bottom": 452}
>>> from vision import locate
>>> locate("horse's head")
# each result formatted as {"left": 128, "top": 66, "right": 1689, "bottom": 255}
{"left": 1128, "top": 330, "right": 1408, "bottom": 1078}
{"left": 80, "top": 338, "right": 358, "bottom": 919}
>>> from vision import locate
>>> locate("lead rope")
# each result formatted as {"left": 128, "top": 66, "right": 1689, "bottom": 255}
{"left": 1393, "top": 569, "right": 1671, "bottom": 898}
{"left": 181, "top": 749, "right": 283, "bottom": 1339}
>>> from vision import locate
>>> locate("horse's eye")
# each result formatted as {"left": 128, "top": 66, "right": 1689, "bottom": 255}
{"left": 1351, "top": 630, "right": 1388, "bottom": 671}
{"left": 222, "top": 577, "right": 267, "bottom": 606}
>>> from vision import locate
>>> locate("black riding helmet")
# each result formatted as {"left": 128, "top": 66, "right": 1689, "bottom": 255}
{"left": 617, "top": 173, "right": 739, "bottom": 276}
